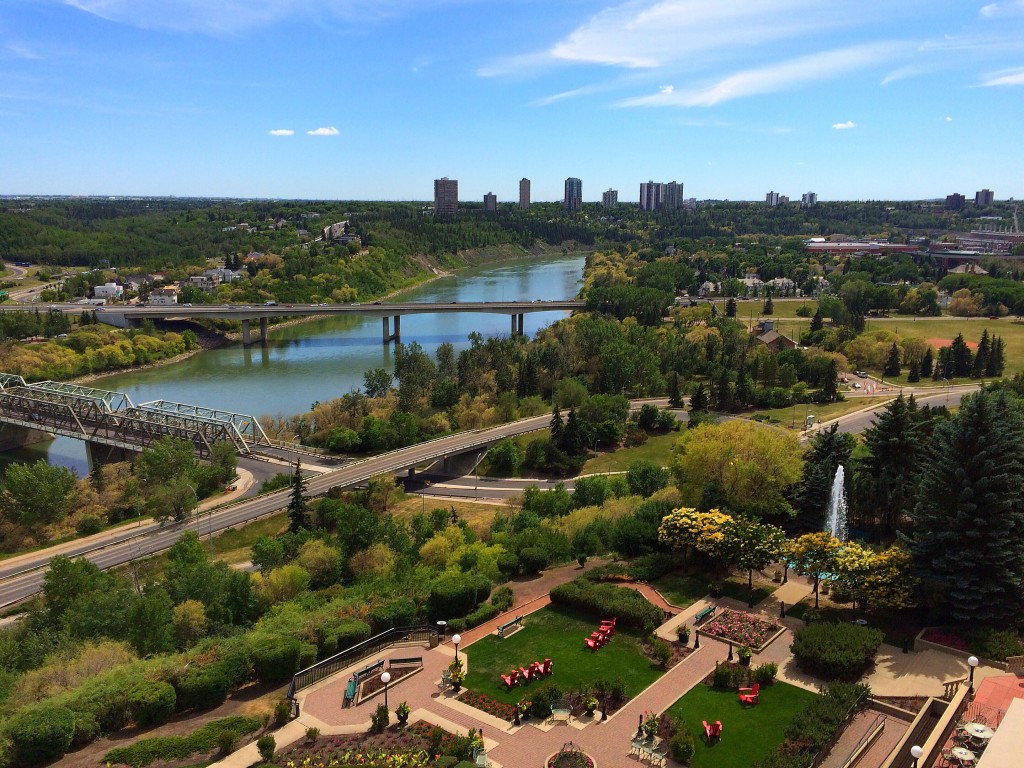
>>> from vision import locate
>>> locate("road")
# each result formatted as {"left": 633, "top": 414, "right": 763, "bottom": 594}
{"left": 0, "top": 387, "right": 981, "bottom": 608}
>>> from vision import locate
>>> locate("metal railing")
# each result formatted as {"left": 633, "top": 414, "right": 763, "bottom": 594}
{"left": 287, "top": 625, "right": 438, "bottom": 699}
{"left": 836, "top": 713, "right": 886, "bottom": 768}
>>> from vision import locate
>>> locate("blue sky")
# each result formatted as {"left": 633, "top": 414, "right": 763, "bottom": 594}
{"left": 2, "top": 0, "right": 1023, "bottom": 201}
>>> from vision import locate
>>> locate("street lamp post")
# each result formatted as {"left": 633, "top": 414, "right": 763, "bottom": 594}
{"left": 381, "top": 670, "right": 391, "bottom": 711}
{"left": 968, "top": 655, "right": 979, "bottom": 697}
{"left": 910, "top": 744, "right": 923, "bottom": 768}
{"left": 452, "top": 633, "right": 462, "bottom": 665}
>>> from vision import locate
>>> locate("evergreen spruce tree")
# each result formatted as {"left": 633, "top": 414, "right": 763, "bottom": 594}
{"left": 763, "top": 295, "right": 774, "bottom": 315}
{"left": 549, "top": 406, "right": 564, "bottom": 442}
{"left": 971, "top": 329, "right": 990, "bottom": 379}
{"left": 287, "top": 460, "right": 308, "bottom": 533}
{"left": 883, "top": 342, "right": 901, "bottom": 377}
{"left": 909, "top": 392, "right": 1024, "bottom": 622}
{"left": 794, "top": 424, "right": 855, "bottom": 530}
{"left": 714, "top": 367, "right": 733, "bottom": 411}
{"left": 907, "top": 359, "right": 920, "bottom": 383}
{"left": 852, "top": 394, "right": 921, "bottom": 534}
{"left": 89, "top": 463, "right": 104, "bottom": 492}
{"left": 920, "top": 347, "right": 934, "bottom": 378}
{"left": 987, "top": 336, "right": 1005, "bottom": 376}
{"left": 725, "top": 297, "right": 737, "bottom": 318}
{"left": 667, "top": 371, "right": 682, "bottom": 408}
{"left": 734, "top": 363, "right": 752, "bottom": 406}
{"left": 950, "top": 333, "right": 973, "bottom": 377}
{"left": 818, "top": 359, "right": 839, "bottom": 403}
{"left": 561, "top": 408, "right": 584, "bottom": 456}
{"left": 809, "top": 308, "right": 824, "bottom": 333}
{"left": 689, "top": 382, "right": 709, "bottom": 413}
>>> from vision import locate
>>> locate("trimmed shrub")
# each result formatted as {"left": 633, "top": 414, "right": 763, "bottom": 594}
{"left": 257, "top": 734, "right": 276, "bottom": 762}
{"left": 370, "top": 703, "right": 390, "bottom": 734}
{"left": 464, "top": 602, "right": 500, "bottom": 629}
{"left": 491, "top": 586, "right": 514, "bottom": 612}
{"left": 781, "top": 682, "right": 869, "bottom": 756}
{"left": 175, "top": 667, "right": 232, "bottom": 711}
{"left": 76, "top": 515, "right": 104, "bottom": 536}
{"left": 127, "top": 679, "right": 177, "bottom": 728}
{"left": 334, "top": 619, "right": 371, "bottom": 651}
{"left": 792, "top": 622, "right": 884, "bottom": 681}
{"left": 427, "top": 573, "right": 492, "bottom": 620}
{"left": 368, "top": 598, "right": 418, "bottom": 633}
{"left": 550, "top": 578, "right": 663, "bottom": 629}
{"left": 435, "top": 758, "right": 459, "bottom": 768}
{"left": 670, "top": 728, "right": 695, "bottom": 763}
{"left": 518, "top": 546, "right": 549, "bottom": 575}
{"left": 496, "top": 551, "right": 519, "bottom": 579}
{"left": 651, "top": 637, "right": 672, "bottom": 668}
{"left": 753, "top": 662, "right": 779, "bottom": 686}
{"left": 102, "top": 716, "right": 261, "bottom": 768}
{"left": 526, "top": 678, "right": 562, "bottom": 719}
{"left": 252, "top": 635, "right": 301, "bottom": 683}
{"left": 5, "top": 703, "right": 76, "bottom": 766}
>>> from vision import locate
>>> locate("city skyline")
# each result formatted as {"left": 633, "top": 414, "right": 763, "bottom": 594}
{"left": 1, "top": 1, "right": 1023, "bottom": 201}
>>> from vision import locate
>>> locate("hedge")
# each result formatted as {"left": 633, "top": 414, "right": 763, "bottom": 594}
{"left": 251, "top": 635, "right": 302, "bottom": 683}
{"left": 127, "top": 679, "right": 177, "bottom": 728}
{"left": 103, "top": 716, "right": 262, "bottom": 768}
{"left": 427, "top": 574, "right": 492, "bottom": 620}
{"left": 368, "top": 598, "right": 418, "bottom": 633}
{"left": 791, "top": 622, "right": 884, "bottom": 681}
{"left": 5, "top": 702, "right": 75, "bottom": 766}
{"left": 549, "top": 578, "right": 662, "bottom": 629}
{"left": 518, "top": 547, "right": 549, "bottom": 576}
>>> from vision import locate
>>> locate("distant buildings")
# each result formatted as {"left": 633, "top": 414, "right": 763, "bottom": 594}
{"left": 975, "top": 189, "right": 995, "bottom": 206}
{"left": 765, "top": 191, "right": 781, "bottom": 207}
{"left": 564, "top": 177, "right": 582, "bottom": 211}
{"left": 602, "top": 189, "right": 618, "bottom": 208}
{"left": 801, "top": 192, "right": 818, "bottom": 208}
{"left": 93, "top": 282, "right": 123, "bottom": 300}
{"left": 519, "top": 178, "right": 530, "bottom": 209}
{"left": 433, "top": 177, "right": 458, "bottom": 217}
{"left": 946, "top": 193, "right": 966, "bottom": 211}
{"left": 483, "top": 192, "right": 497, "bottom": 212}
{"left": 639, "top": 181, "right": 684, "bottom": 211}
{"left": 148, "top": 286, "right": 179, "bottom": 306}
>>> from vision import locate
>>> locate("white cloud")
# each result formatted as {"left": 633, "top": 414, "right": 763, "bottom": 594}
{"left": 832, "top": 120, "right": 856, "bottom": 129}
{"left": 945, "top": 115, "right": 954, "bottom": 121}
{"left": 307, "top": 126, "right": 339, "bottom": 136}
{"left": 268, "top": 128, "right": 294, "bottom": 136}
{"left": 979, "top": 1, "right": 1024, "bottom": 18}
{"left": 5, "top": 43, "right": 42, "bottom": 60}
{"left": 618, "top": 43, "right": 899, "bottom": 107}
{"left": 659, "top": 85, "right": 674, "bottom": 94}
{"left": 980, "top": 68, "right": 1024, "bottom": 86}
{"left": 61, "top": 0, "right": 448, "bottom": 35}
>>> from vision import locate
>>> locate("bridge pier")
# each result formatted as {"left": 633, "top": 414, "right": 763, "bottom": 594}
{"left": 0, "top": 424, "right": 51, "bottom": 452}
{"left": 383, "top": 315, "right": 401, "bottom": 344}
{"left": 440, "top": 448, "right": 488, "bottom": 476}
{"left": 96, "top": 312, "right": 132, "bottom": 329}
{"left": 510, "top": 313, "right": 524, "bottom": 336}
{"left": 241, "top": 318, "right": 269, "bottom": 345}
{"left": 85, "top": 441, "right": 139, "bottom": 470}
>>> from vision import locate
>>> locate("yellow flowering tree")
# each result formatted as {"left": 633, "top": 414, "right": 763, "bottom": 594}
{"left": 658, "top": 507, "right": 732, "bottom": 564}
{"left": 789, "top": 532, "right": 843, "bottom": 608}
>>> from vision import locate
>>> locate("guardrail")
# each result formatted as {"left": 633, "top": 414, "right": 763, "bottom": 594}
{"left": 287, "top": 625, "right": 438, "bottom": 699}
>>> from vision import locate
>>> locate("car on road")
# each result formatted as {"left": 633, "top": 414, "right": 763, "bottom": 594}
{"left": 264, "top": 300, "right": 277, "bottom": 306}
{"left": 854, "top": 370, "right": 867, "bottom": 377}
{"left": 285, "top": 304, "right": 293, "bottom": 308}
{"left": 372, "top": 301, "right": 382, "bottom": 305}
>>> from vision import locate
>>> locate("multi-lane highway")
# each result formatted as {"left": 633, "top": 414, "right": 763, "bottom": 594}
{"left": 0, "top": 386, "right": 981, "bottom": 608}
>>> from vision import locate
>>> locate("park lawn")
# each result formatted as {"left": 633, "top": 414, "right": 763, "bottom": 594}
{"left": 748, "top": 396, "right": 891, "bottom": 430}
{"left": 582, "top": 431, "right": 679, "bottom": 475}
{"left": 390, "top": 497, "right": 503, "bottom": 537}
{"left": 664, "top": 682, "right": 818, "bottom": 768}
{"left": 651, "top": 573, "right": 709, "bottom": 609}
{"left": 720, "top": 579, "right": 776, "bottom": 605}
{"left": 710, "top": 299, "right": 818, "bottom": 320}
{"left": 463, "top": 605, "right": 663, "bottom": 705}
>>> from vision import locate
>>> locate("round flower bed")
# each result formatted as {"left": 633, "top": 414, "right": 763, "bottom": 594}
{"left": 546, "top": 743, "right": 596, "bottom": 768}
{"left": 700, "top": 608, "right": 781, "bottom": 649}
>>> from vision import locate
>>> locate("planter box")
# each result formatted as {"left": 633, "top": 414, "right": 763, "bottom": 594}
{"left": 913, "top": 628, "right": 1008, "bottom": 671}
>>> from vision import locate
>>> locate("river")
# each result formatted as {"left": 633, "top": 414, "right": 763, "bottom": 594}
{"left": 0, "top": 254, "right": 585, "bottom": 476}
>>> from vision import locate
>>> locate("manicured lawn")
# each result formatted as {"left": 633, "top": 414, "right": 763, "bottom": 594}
{"left": 710, "top": 298, "right": 818, "bottom": 319}
{"left": 651, "top": 573, "right": 709, "bottom": 609}
{"left": 664, "top": 682, "right": 818, "bottom": 768}
{"left": 463, "top": 606, "right": 663, "bottom": 704}
{"left": 748, "top": 397, "right": 890, "bottom": 431}
{"left": 720, "top": 579, "right": 776, "bottom": 606}
{"left": 582, "top": 431, "right": 679, "bottom": 475}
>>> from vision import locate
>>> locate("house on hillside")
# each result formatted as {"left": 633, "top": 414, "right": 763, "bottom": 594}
{"left": 754, "top": 321, "right": 798, "bottom": 352}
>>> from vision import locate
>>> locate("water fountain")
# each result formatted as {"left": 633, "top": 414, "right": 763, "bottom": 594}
{"left": 825, "top": 465, "right": 848, "bottom": 542}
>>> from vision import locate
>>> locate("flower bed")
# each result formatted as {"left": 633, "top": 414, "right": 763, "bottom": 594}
{"left": 699, "top": 608, "right": 781, "bottom": 650}
{"left": 273, "top": 721, "right": 441, "bottom": 766}
{"left": 459, "top": 689, "right": 517, "bottom": 720}
{"left": 921, "top": 628, "right": 969, "bottom": 651}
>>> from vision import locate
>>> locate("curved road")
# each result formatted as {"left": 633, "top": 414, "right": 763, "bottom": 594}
{"left": 0, "top": 387, "right": 981, "bottom": 608}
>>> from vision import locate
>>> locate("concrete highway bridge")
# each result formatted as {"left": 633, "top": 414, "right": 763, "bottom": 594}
{"left": 0, "top": 300, "right": 585, "bottom": 344}
{"left": 0, "top": 374, "right": 276, "bottom": 464}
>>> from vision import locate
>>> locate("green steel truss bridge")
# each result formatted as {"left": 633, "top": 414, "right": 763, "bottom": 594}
{"left": 0, "top": 375, "right": 271, "bottom": 459}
